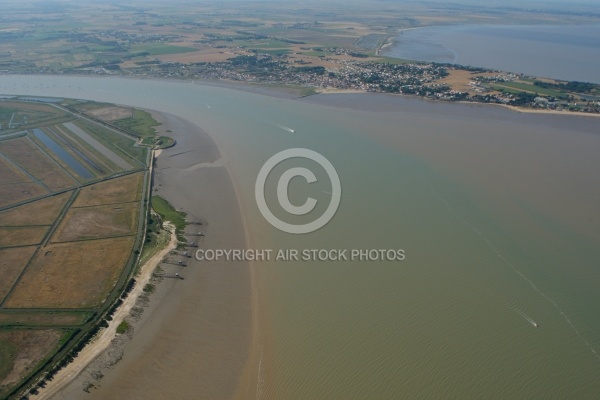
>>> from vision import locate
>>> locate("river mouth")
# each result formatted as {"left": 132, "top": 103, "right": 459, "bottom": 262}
{"left": 1, "top": 75, "right": 600, "bottom": 399}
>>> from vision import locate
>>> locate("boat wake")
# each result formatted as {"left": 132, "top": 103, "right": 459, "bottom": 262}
{"left": 275, "top": 124, "right": 295, "bottom": 133}
{"left": 418, "top": 175, "right": 600, "bottom": 361}
{"left": 516, "top": 310, "right": 538, "bottom": 328}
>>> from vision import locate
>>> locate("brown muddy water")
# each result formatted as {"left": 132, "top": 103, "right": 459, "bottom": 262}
{"left": 1, "top": 76, "right": 599, "bottom": 399}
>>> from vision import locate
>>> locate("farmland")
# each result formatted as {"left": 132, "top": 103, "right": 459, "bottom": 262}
{"left": 0, "top": 312, "right": 90, "bottom": 327}
{"left": 1, "top": 0, "right": 596, "bottom": 77}
{"left": 0, "top": 136, "right": 78, "bottom": 191}
{"left": 73, "top": 173, "right": 144, "bottom": 207}
{"left": 0, "top": 247, "right": 37, "bottom": 302}
{"left": 0, "top": 193, "right": 70, "bottom": 226}
{"left": 5, "top": 236, "right": 137, "bottom": 309}
{"left": 0, "top": 100, "right": 156, "bottom": 399}
{"left": 0, "top": 226, "right": 48, "bottom": 247}
{"left": 0, "top": 329, "right": 67, "bottom": 399}
{"left": 51, "top": 202, "right": 139, "bottom": 242}
{"left": 0, "top": 2, "right": 599, "bottom": 112}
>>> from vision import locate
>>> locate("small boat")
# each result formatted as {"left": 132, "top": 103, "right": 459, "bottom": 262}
{"left": 277, "top": 125, "right": 295, "bottom": 133}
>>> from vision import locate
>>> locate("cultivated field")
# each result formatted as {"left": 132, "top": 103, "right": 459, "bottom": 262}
{"left": 8, "top": 0, "right": 588, "bottom": 73}
{"left": 0, "top": 156, "right": 29, "bottom": 185}
{"left": 0, "top": 182, "right": 48, "bottom": 209}
{"left": 0, "top": 226, "right": 49, "bottom": 248}
{"left": 0, "top": 192, "right": 71, "bottom": 226}
{"left": 0, "top": 312, "right": 88, "bottom": 327}
{"left": 73, "top": 172, "right": 144, "bottom": 207}
{"left": 51, "top": 202, "right": 139, "bottom": 242}
{"left": 5, "top": 236, "right": 136, "bottom": 309}
{"left": 0, "top": 101, "right": 151, "bottom": 398}
{"left": 0, "top": 136, "right": 76, "bottom": 192}
{"left": 0, "top": 329, "right": 64, "bottom": 399}
{"left": 0, "top": 247, "right": 37, "bottom": 303}
{"left": 0, "top": 101, "right": 69, "bottom": 132}
{"left": 85, "top": 106, "right": 133, "bottom": 122}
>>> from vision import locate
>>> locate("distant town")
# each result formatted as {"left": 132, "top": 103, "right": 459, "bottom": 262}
{"left": 1, "top": 1, "right": 599, "bottom": 114}
{"left": 9, "top": 48, "right": 600, "bottom": 114}
{"left": 63, "top": 52, "right": 599, "bottom": 114}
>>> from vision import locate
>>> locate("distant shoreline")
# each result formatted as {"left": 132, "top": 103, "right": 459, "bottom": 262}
{"left": 2, "top": 73, "right": 598, "bottom": 118}
{"left": 314, "top": 88, "right": 600, "bottom": 118}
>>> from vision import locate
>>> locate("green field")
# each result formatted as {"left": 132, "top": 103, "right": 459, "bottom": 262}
{"left": 112, "top": 109, "right": 160, "bottom": 138}
{"left": 131, "top": 44, "right": 198, "bottom": 56}
{"left": 74, "top": 120, "right": 148, "bottom": 166}
{"left": 487, "top": 81, "right": 568, "bottom": 98}
{"left": 253, "top": 48, "right": 290, "bottom": 56}
{"left": 140, "top": 135, "right": 176, "bottom": 149}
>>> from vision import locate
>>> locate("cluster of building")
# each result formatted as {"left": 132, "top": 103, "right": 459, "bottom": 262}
{"left": 96, "top": 30, "right": 184, "bottom": 44}
{"left": 124, "top": 55, "right": 453, "bottom": 94}
{"left": 6, "top": 42, "right": 596, "bottom": 113}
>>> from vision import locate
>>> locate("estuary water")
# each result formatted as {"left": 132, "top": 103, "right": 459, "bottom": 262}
{"left": 383, "top": 24, "right": 600, "bottom": 83}
{"left": 1, "top": 76, "right": 599, "bottom": 399}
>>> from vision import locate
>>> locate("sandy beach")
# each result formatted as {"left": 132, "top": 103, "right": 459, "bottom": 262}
{"left": 499, "top": 104, "right": 600, "bottom": 118}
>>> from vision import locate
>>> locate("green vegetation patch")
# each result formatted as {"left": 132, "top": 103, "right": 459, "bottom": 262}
{"left": 236, "top": 39, "right": 291, "bottom": 49}
{"left": 487, "top": 81, "right": 567, "bottom": 98}
{"left": 112, "top": 108, "right": 160, "bottom": 138}
{"left": 116, "top": 320, "right": 131, "bottom": 334}
{"left": 151, "top": 196, "right": 187, "bottom": 243}
{"left": 533, "top": 80, "right": 599, "bottom": 94}
{"left": 0, "top": 101, "right": 71, "bottom": 131}
{"left": 140, "top": 135, "right": 175, "bottom": 149}
{"left": 144, "top": 212, "right": 161, "bottom": 248}
{"left": 74, "top": 120, "right": 148, "bottom": 166}
{"left": 131, "top": 43, "right": 197, "bottom": 56}
{"left": 252, "top": 48, "right": 289, "bottom": 56}
{"left": 143, "top": 283, "right": 155, "bottom": 293}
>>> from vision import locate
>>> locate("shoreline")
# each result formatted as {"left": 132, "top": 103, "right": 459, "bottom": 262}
{"left": 1, "top": 73, "right": 598, "bottom": 118}
{"left": 24, "top": 107, "right": 256, "bottom": 400}
{"left": 314, "top": 89, "right": 600, "bottom": 118}
{"left": 30, "top": 222, "right": 178, "bottom": 400}
{"left": 52, "top": 108, "right": 254, "bottom": 400}
{"left": 498, "top": 103, "right": 600, "bottom": 118}
{"left": 376, "top": 27, "right": 419, "bottom": 56}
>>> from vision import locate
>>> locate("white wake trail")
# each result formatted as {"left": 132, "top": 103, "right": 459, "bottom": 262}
{"left": 419, "top": 175, "right": 600, "bottom": 361}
